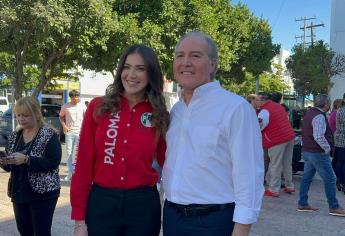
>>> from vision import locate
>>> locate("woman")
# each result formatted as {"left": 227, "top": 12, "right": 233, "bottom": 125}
{"left": 334, "top": 95, "right": 345, "bottom": 194}
{"left": 0, "top": 96, "right": 62, "bottom": 236}
{"left": 71, "top": 44, "right": 169, "bottom": 236}
{"left": 328, "top": 99, "right": 342, "bottom": 134}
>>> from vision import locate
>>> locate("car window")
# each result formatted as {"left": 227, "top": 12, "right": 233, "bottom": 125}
{"left": 41, "top": 106, "right": 60, "bottom": 117}
{"left": 0, "top": 99, "right": 7, "bottom": 105}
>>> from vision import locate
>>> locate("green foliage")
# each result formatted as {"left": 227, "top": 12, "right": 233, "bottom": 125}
{"left": 0, "top": 0, "right": 279, "bottom": 98}
{"left": 221, "top": 64, "right": 288, "bottom": 96}
{"left": 286, "top": 41, "right": 345, "bottom": 97}
{"left": 0, "top": 0, "right": 114, "bottom": 98}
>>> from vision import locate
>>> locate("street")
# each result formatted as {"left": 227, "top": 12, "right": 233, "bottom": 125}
{"left": 0, "top": 144, "right": 344, "bottom": 235}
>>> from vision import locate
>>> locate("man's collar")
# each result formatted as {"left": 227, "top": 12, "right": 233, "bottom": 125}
{"left": 180, "top": 80, "right": 220, "bottom": 102}
{"left": 314, "top": 107, "right": 326, "bottom": 113}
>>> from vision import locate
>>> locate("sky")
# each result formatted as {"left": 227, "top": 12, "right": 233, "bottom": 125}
{"left": 232, "top": 0, "right": 331, "bottom": 52}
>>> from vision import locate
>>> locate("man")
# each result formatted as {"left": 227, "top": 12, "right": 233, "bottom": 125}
{"left": 270, "top": 91, "right": 290, "bottom": 113}
{"left": 162, "top": 32, "right": 264, "bottom": 236}
{"left": 298, "top": 94, "right": 345, "bottom": 216}
{"left": 59, "top": 90, "right": 84, "bottom": 181}
{"left": 257, "top": 92, "right": 295, "bottom": 197}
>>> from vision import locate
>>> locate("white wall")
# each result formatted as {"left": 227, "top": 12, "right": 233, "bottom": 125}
{"left": 79, "top": 69, "right": 114, "bottom": 104}
{"left": 330, "top": 0, "right": 345, "bottom": 101}
{"left": 272, "top": 48, "right": 294, "bottom": 94}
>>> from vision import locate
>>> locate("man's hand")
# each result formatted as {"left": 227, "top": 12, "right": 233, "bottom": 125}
{"left": 63, "top": 125, "right": 69, "bottom": 134}
{"left": 232, "top": 223, "right": 251, "bottom": 236}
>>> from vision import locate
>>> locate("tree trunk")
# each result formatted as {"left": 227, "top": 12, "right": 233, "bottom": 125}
{"left": 13, "top": 29, "right": 31, "bottom": 100}
{"left": 14, "top": 50, "right": 24, "bottom": 100}
{"left": 31, "top": 39, "right": 70, "bottom": 97}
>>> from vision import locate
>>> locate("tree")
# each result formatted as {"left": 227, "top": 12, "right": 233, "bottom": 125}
{"left": 0, "top": 0, "right": 279, "bottom": 98}
{"left": 0, "top": 0, "right": 114, "bottom": 99}
{"left": 88, "top": 0, "right": 279, "bottom": 83}
{"left": 286, "top": 41, "right": 345, "bottom": 100}
{"left": 221, "top": 64, "right": 288, "bottom": 96}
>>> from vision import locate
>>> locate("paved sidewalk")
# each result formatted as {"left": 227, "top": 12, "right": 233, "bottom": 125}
{"left": 1, "top": 166, "right": 345, "bottom": 235}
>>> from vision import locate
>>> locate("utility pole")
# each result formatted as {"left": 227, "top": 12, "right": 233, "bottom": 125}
{"left": 303, "top": 22, "right": 324, "bottom": 46}
{"left": 295, "top": 17, "right": 315, "bottom": 50}
{"left": 295, "top": 17, "right": 324, "bottom": 48}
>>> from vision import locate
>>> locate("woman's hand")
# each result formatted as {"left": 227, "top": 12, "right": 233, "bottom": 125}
{"left": 73, "top": 221, "right": 88, "bottom": 236}
{"left": 6, "top": 152, "right": 28, "bottom": 165}
{"left": 0, "top": 156, "right": 7, "bottom": 165}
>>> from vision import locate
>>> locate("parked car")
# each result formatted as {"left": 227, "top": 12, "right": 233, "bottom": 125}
{"left": 0, "top": 104, "right": 63, "bottom": 145}
{"left": 0, "top": 97, "right": 9, "bottom": 115}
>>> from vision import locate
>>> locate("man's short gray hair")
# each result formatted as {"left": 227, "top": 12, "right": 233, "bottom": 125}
{"left": 314, "top": 94, "right": 330, "bottom": 109}
{"left": 175, "top": 31, "right": 219, "bottom": 79}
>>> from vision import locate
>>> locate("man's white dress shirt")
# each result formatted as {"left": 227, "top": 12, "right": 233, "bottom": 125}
{"left": 162, "top": 81, "right": 264, "bottom": 224}
{"left": 312, "top": 109, "right": 331, "bottom": 154}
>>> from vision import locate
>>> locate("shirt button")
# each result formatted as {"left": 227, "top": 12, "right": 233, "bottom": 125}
{"left": 132, "top": 109, "right": 136, "bottom": 112}
{"left": 121, "top": 158, "right": 125, "bottom": 162}
{"left": 127, "top": 123, "right": 130, "bottom": 127}
{"left": 124, "top": 140, "right": 127, "bottom": 144}
{"left": 120, "top": 177, "right": 124, "bottom": 180}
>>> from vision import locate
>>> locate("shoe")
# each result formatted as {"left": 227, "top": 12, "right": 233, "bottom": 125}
{"left": 283, "top": 187, "right": 296, "bottom": 193}
{"left": 264, "top": 189, "right": 279, "bottom": 197}
{"left": 336, "top": 180, "right": 343, "bottom": 191}
{"left": 297, "top": 205, "right": 319, "bottom": 212}
{"left": 329, "top": 208, "right": 345, "bottom": 217}
{"left": 61, "top": 176, "right": 70, "bottom": 181}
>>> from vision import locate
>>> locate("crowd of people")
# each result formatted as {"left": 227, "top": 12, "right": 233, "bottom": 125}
{"left": 0, "top": 31, "right": 344, "bottom": 236}
{"left": 246, "top": 92, "right": 345, "bottom": 217}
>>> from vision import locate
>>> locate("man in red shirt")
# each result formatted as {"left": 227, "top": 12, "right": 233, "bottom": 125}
{"left": 257, "top": 92, "right": 295, "bottom": 197}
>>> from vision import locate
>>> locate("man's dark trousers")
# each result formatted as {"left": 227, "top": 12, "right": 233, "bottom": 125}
{"left": 163, "top": 200, "right": 235, "bottom": 236}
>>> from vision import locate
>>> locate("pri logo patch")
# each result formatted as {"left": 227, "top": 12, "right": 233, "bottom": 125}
{"left": 141, "top": 112, "right": 152, "bottom": 127}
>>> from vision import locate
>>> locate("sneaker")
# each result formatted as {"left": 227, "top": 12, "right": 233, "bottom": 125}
{"left": 264, "top": 189, "right": 280, "bottom": 197}
{"left": 61, "top": 176, "right": 70, "bottom": 181}
{"left": 297, "top": 205, "right": 319, "bottom": 212}
{"left": 329, "top": 208, "right": 345, "bottom": 217}
{"left": 283, "top": 187, "right": 296, "bottom": 193}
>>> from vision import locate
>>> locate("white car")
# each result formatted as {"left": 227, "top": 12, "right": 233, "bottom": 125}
{"left": 0, "top": 97, "right": 9, "bottom": 115}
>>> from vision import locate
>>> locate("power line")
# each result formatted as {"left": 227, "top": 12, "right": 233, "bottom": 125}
{"left": 272, "top": 0, "right": 287, "bottom": 30}
{"left": 295, "top": 16, "right": 324, "bottom": 49}
{"left": 295, "top": 17, "right": 315, "bottom": 50}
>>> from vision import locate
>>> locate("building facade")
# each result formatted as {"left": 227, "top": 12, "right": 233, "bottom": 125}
{"left": 330, "top": 0, "right": 345, "bottom": 101}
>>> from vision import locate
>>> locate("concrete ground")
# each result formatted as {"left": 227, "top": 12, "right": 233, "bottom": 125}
{"left": 1, "top": 144, "right": 345, "bottom": 235}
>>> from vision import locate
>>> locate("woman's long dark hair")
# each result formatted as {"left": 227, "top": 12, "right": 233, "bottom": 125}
{"left": 98, "top": 44, "right": 169, "bottom": 137}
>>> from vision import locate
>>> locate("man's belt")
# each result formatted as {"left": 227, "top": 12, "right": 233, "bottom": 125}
{"left": 167, "top": 200, "right": 235, "bottom": 216}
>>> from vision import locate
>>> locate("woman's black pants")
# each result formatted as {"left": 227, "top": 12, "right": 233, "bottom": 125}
{"left": 13, "top": 197, "right": 58, "bottom": 236}
{"left": 86, "top": 184, "right": 161, "bottom": 236}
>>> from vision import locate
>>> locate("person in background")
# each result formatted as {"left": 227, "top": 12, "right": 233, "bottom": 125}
{"left": 59, "top": 90, "right": 85, "bottom": 181}
{"left": 70, "top": 44, "right": 169, "bottom": 236}
{"left": 328, "top": 98, "right": 343, "bottom": 177}
{"left": 162, "top": 31, "right": 264, "bottom": 236}
{"left": 292, "top": 105, "right": 302, "bottom": 130}
{"left": 334, "top": 94, "right": 345, "bottom": 194}
{"left": 298, "top": 94, "right": 345, "bottom": 216}
{"left": 257, "top": 92, "right": 295, "bottom": 197}
{"left": 246, "top": 94, "right": 260, "bottom": 113}
{"left": 328, "top": 99, "right": 342, "bottom": 134}
{"left": 270, "top": 92, "right": 290, "bottom": 113}
{"left": 0, "top": 96, "right": 62, "bottom": 236}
